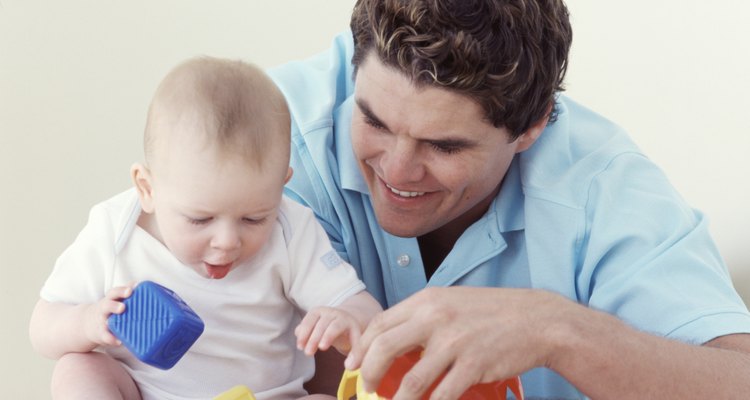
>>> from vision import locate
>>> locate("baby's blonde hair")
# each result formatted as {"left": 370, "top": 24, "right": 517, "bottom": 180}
{"left": 143, "top": 56, "right": 290, "bottom": 172}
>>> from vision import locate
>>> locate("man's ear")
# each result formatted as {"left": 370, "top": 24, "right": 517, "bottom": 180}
{"left": 131, "top": 163, "right": 155, "bottom": 213}
{"left": 514, "top": 103, "right": 553, "bottom": 153}
{"left": 284, "top": 167, "right": 293, "bottom": 184}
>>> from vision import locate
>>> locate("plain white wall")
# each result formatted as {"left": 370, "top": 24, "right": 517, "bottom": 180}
{"left": 1, "top": 1, "right": 748, "bottom": 397}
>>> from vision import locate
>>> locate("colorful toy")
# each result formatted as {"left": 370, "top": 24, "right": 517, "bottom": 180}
{"left": 107, "top": 280, "right": 205, "bottom": 369}
{"left": 213, "top": 385, "right": 256, "bottom": 400}
{"left": 337, "top": 350, "right": 524, "bottom": 400}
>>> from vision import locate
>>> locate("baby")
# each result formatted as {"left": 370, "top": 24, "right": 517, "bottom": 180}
{"left": 29, "top": 57, "right": 382, "bottom": 400}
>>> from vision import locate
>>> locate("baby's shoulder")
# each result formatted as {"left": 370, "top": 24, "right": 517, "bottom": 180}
{"left": 85, "top": 188, "right": 141, "bottom": 251}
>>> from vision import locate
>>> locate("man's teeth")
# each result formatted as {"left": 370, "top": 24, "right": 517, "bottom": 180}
{"left": 387, "top": 184, "right": 425, "bottom": 197}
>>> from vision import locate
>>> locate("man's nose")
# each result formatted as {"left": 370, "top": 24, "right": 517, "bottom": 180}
{"left": 381, "top": 139, "right": 424, "bottom": 184}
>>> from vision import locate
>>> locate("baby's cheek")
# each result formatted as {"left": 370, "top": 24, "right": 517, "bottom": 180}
{"left": 241, "top": 230, "right": 273, "bottom": 260}
{"left": 170, "top": 235, "right": 208, "bottom": 264}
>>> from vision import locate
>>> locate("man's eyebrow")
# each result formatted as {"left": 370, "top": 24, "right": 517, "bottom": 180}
{"left": 355, "top": 97, "right": 477, "bottom": 149}
{"left": 355, "top": 98, "right": 391, "bottom": 132}
{"left": 427, "top": 137, "right": 475, "bottom": 148}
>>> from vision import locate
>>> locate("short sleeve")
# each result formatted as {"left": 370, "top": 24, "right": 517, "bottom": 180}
{"left": 279, "top": 199, "right": 365, "bottom": 312}
{"left": 581, "top": 153, "right": 750, "bottom": 343}
{"left": 40, "top": 201, "right": 118, "bottom": 304}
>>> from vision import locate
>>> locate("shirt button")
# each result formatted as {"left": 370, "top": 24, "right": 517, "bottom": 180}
{"left": 396, "top": 254, "right": 410, "bottom": 267}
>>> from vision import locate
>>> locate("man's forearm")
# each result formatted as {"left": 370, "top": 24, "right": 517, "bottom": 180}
{"left": 550, "top": 305, "right": 750, "bottom": 399}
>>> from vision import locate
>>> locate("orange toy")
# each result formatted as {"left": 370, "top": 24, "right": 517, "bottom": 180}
{"left": 338, "top": 350, "right": 523, "bottom": 400}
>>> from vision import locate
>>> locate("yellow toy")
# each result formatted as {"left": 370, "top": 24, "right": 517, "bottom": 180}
{"left": 337, "top": 350, "right": 523, "bottom": 400}
{"left": 213, "top": 385, "right": 256, "bottom": 400}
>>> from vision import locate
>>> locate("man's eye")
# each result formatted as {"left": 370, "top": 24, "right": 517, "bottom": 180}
{"left": 363, "top": 115, "right": 386, "bottom": 130}
{"left": 430, "top": 142, "right": 462, "bottom": 154}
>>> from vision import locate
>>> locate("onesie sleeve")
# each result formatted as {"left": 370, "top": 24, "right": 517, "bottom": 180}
{"left": 279, "top": 199, "right": 365, "bottom": 312}
{"left": 40, "top": 199, "right": 119, "bottom": 304}
{"left": 581, "top": 153, "right": 750, "bottom": 344}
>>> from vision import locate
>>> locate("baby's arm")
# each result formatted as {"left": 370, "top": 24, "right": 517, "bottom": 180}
{"left": 29, "top": 285, "right": 133, "bottom": 359}
{"left": 295, "top": 291, "right": 382, "bottom": 356}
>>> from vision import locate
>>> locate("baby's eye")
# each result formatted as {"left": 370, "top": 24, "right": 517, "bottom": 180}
{"left": 242, "top": 217, "right": 267, "bottom": 226}
{"left": 188, "top": 217, "right": 212, "bottom": 225}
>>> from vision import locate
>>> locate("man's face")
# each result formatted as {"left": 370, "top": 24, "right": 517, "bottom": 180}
{"left": 351, "top": 54, "right": 536, "bottom": 239}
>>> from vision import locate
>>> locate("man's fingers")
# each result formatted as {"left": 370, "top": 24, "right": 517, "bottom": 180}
{"left": 356, "top": 321, "right": 429, "bottom": 393}
{"left": 346, "top": 297, "right": 424, "bottom": 370}
{"left": 392, "top": 349, "right": 454, "bottom": 400}
{"left": 426, "top": 358, "right": 478, "bottom": 400}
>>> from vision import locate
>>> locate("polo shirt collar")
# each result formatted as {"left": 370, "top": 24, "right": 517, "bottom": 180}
{"left": 491, "top": 158, "right": 526, "bottom": 234}
{"left": 337, "top": 96, "right": 369, "bottom": 194}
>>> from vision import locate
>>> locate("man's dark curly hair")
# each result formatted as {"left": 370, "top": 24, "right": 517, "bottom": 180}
{"left": 350, "top": 0, "right": 572, "bottom": 140}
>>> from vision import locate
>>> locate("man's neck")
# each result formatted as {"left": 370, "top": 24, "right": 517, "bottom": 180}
{"left": 417, "top": 181, "right": 503, "bottom": 280}
{"left": 417, "top": 232, "right": 453, "bottom": 281}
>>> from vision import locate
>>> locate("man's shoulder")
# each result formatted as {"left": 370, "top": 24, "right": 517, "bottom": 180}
{"left": 268, "top": 30, "right": 355, "bottom": 136}
{"left": 519, "top": 96, "right": 646, "bottom": 209}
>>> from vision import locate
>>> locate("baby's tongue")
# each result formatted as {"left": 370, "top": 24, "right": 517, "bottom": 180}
{"left": 205, "top": 263, "right": 231, "bottom": 279}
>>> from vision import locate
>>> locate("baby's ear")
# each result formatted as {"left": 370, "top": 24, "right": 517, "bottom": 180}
{"left": 131, "top": 163, "right": 155, "bottom": 213}
{"left": 284, "top": 167, "right": 293, "bottom": 184}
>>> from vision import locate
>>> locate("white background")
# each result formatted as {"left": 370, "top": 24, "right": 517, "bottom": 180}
{"left": 1, "top": 1, "right": 748, "bottom": 397}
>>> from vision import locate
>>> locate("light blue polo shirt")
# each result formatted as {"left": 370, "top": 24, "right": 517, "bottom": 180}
{"left": 269, "top": 31, "right": 750, "bottom": 399}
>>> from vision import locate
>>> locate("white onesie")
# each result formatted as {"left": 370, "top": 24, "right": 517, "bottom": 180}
{"left": 40, "top": 189, "right": 366, "bottom": 400}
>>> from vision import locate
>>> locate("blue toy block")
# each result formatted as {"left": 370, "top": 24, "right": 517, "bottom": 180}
{"left": 108, "top": 280, "right": 204, "bottom": 369}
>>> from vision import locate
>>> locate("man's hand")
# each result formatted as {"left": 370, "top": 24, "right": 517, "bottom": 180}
{"left": 345, "top": 286, "right": 576, "bottom": 400}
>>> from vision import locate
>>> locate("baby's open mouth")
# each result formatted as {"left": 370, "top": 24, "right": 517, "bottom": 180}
{"left": 204, "top": 262, "right": 233, "bottom": 279}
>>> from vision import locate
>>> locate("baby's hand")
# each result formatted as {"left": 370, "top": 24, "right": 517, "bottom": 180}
{"left": 295, "top": 306, "right": 362, "bottom": 356}
{"left": 84, "top": 285, "right": 134, "bottom": 347}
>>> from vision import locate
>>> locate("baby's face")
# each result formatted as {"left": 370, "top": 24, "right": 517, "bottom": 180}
{"left": 147, "top": 139, "right": 290, "bottom": 279}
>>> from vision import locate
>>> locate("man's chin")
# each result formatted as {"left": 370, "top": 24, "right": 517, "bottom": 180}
{"left": 378, "top": 218, "right": 432, "bottom": 238}
{"left": 372, "top": 200, "right": 444, "bottom": 238}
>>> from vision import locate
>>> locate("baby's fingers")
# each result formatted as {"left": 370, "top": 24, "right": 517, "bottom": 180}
{"left": 105, "top": 284, "right": 134, "bottom": 301}
{"left": 295, "top": 311, "right": 321, "bottom": 352}
{"left": 98, "top": 298, "right": 126, "bottom": 316}
{"left": 84, "top": 301, "right": 123, "bottom": 346}
{"left": 303, "top": 316, "right": 332, "bottom": 355}
{"left": 305, "top": 316, "right": 331, "bottom": 356}
{"left": 311, "top": 316, "right": 356, "bottom": 354}
{"left": 99, "top": 329, "right": 122, "bottom": 347}
{"left": 323, "top": 320, "right": 359, "bottom": 354}
{"left": 97, "top": 300, "right": 125, "bottom": 346}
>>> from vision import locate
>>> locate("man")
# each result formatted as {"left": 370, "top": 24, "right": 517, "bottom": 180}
{"left": 270, "top": 0, "right": 750, "bottom": 398}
